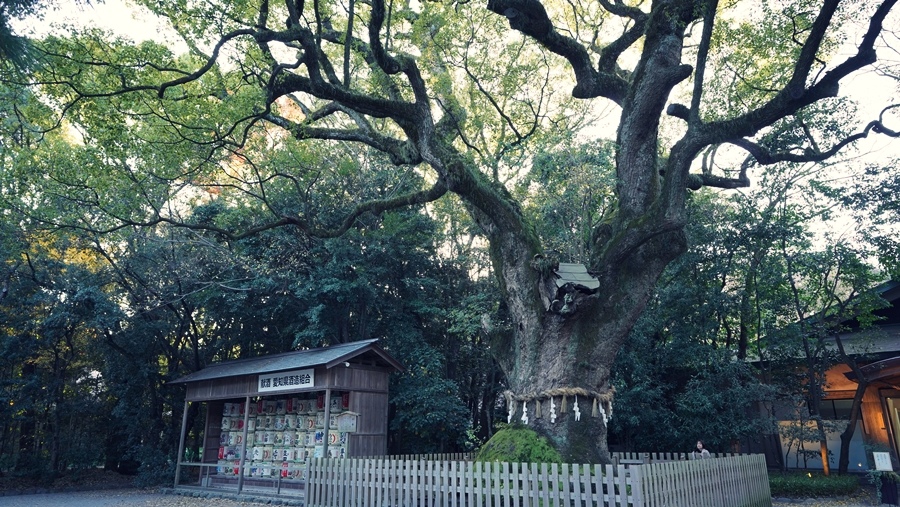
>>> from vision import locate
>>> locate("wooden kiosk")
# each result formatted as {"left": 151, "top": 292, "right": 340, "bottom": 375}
{"left": 169, "top": 338, "right": 403, "bottom": 496}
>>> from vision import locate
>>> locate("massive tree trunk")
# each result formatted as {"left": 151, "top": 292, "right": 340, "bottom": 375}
{"left": 453, "top": 1, "right": 696, "bottom": 463}
{"left": 442, "top": 113, "right": 691, "bottom": 462}
{"left": 478, "top": 221, "right": 687, "bottom": 461}
{"left": 503, "top": 238, "right": 684, "bottom": 462}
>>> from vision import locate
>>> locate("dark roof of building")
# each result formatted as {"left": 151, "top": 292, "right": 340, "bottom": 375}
{"left": 834, "top": 324, "right": 900, "bottom": 355}
{"left": 747, "top": 280, "right": 900, "bottom": 363}
{"left": 875, "top": 280, "right": 900, "bottom": 300}
{"left": 844, "top": 355, "right": 900, "bottom": 389}
{"left": 554, "top": 263, "right": 599, "bottom": 290}
{"left": 169, "top": 339, "right": 403, "bottom": 385}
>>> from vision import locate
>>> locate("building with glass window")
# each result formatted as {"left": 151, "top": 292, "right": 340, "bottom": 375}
{"left": 758, "top": 281, "right": 900, "bottom": 472}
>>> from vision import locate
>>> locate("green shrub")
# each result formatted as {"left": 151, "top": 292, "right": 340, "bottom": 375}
{"left": 475, "top": 425, "right": 562, "bottom": 464}
{"left": 768, "top": 471, "right": 859, "bottom": 497}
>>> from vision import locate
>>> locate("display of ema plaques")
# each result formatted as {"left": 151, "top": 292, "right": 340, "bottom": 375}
{"left": 216, "top": 392, "right": 354, "bottom": 479}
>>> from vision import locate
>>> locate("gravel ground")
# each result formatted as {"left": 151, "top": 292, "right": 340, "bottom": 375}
{"left": 0, "top": 469, "right": 888, "bottom": 507}
{"left": 773, "top": 496, "right": 886, "bottom": 506}
{"left": 0, "top": 488, "right": 891, "bottom": 507}
{"left": 772, "top": 485, "right": 886, "bottom": 507}
{"left": 0, "top": 489, "right": 286, "bottom": 507}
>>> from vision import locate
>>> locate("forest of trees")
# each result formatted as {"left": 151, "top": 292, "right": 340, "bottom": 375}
{"left": 0, "top": 0, "right": 899, "bottom": 482}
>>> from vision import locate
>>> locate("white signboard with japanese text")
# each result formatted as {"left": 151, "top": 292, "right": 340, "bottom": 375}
{"left": 257, "top": 369, "right": 315, "bottom": 393}
{"left": 874, "top": 452, "right": 893, "bottom": 471}
{"left": 337, "top": 412, "right": 359, "bottom": 432}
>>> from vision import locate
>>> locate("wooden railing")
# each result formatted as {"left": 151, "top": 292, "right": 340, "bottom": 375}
{"left": 305, "top": 454, "right": 771, "bottom": 507}
{"left": 307, "top": 459, "right": 638, "bottom": 506}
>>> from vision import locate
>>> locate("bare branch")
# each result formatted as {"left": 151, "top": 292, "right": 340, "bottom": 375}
{"left": 727, "top": 104, "right": 900, "bottom": 167}
{"left": 158, "top": 29, "right": 256, "bottom": 98}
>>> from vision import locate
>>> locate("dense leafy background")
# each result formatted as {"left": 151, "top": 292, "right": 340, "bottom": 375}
{"left": 1, "top": 0, "right": 897, "bottom": 482}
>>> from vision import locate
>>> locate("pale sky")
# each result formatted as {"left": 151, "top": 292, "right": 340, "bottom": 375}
{"left": 14, "top": 0, "right": 183, "bottom": 49}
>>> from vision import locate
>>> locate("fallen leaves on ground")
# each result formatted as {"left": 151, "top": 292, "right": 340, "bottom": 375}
{"left": 772, "top": 487, "right": 879, "bottom": 507}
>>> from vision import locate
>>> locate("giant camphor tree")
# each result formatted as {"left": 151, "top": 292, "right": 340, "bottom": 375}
{"left": 4, "top": 0, "right": 900, "bottom": 463}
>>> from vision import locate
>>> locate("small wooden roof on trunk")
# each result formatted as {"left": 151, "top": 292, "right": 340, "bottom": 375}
{"left": 170, "top": 338, "right": 403, "bottom": 385}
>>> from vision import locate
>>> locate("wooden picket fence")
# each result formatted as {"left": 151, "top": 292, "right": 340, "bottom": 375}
{"left": 637, "top": 455, "right": 770, "bottom": 507}
{"left": 365, "top": 452, "right": 746, "bottom": 465}
{"left": 362, "top": 453, "right": 476, "bottom": 462}
{"left": 610, "top": 452, "right": 745, "bottom": 464}
{"left": 305, "top": 453, "right": 771, "bottom": 507}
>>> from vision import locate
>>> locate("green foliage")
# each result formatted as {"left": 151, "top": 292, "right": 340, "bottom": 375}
{"left": 609, "top": 192, "right": 781, "bottom": 453}
{"left": 868, "top": 470, "right": 900, "bottom": 504}
{"left": 475, "top": 425, "right": 562, "bottom": 464}
{"left": 0, "top": 0, "right": 41, "bottom": 68}
{"left": 674, "top": 360, "right": 776, "bottom": 452}
{"left": 700, "top": 0, "right": 851, "bottom": 121}
{"left": 609, "top": 164, "right": 881, "bottom": 461}
{"left": 515, "top": 138, "right": 616, "bottom": 263}
{"left": 768, "top": 471, "right": 859, "bottom": 497}
{"left": 610, "top": 331, "right": 776, "bottom": 453}
{"left": 841, "top": 162, "right": 900, "bottom": 279}
{"left": 133, "top": 446, "right": 176, "bottom": 487}
{"left": 389, "top": 356, "right": 472, "bottom": 453}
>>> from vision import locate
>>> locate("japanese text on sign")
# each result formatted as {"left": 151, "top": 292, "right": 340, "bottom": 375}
{"left": 258, "top": 369, "right": 315, "bottom": 393}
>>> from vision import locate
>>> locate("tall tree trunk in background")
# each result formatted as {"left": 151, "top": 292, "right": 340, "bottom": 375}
{"left": 838, "top": 380, "right": 867, "bottom": 474}
{"left": 836, "top": 335, "right": 870, "bottom": 474}
{"left": 18, "top": 362, "right": 36, "bottom": 469}
{"left": 802, "top": 341, "right": 831, "bottom": 476}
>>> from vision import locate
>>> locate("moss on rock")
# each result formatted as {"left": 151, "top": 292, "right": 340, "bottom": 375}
{"left": 475, "top": 425, "right": 562, "bottom": 464}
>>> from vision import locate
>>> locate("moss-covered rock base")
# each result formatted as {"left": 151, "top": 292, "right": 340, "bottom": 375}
{"left": 475, "top": 425, "right": 563, "bottom": 464}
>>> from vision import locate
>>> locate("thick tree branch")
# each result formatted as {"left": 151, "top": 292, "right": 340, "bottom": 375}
{"left": 595, "top": 0, "right": 647, "bottom": 82}
{"left": 344, "top": 0, "right": 356, "bottom": 86}
{"left": 486, "top": 0, "right": 630, "bottom": 101}
{"left": 319, "top": 23, "right": 405, "bottom": 101}
{"left": 269, "top": 71, "right": 416, "bottom": 122}
{"left": 696, "top": 0, "right": 897, "bottom": 147}
{"left": 785, "top": 0, "right": 839, "bottom": 97}
{"left": 689, "top": 0, "right": 717, "bottom": 126}
{"left": 258, "top": 17, "right": 431, "bottom": 133}
{"left": 369, "top": 0, "right": 403, "bottom": 74}
{"left": 687, "top": 172, "right": 750, "bottom": 190}
{"left": 264, "top": 112, "right": 422, "bottom": 165}
{"left": 616, "top": 1, "right": 697, "bottom": 220}
{"left": 158, "top": 29, "right": 256, "bottom": 98}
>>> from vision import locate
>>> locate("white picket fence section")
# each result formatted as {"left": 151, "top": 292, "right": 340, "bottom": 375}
{"left": 305, "top": 454, "right": 771, "bottom": 507}
{"left": 637, "top": 455, "right": 771, "bottom": 507}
